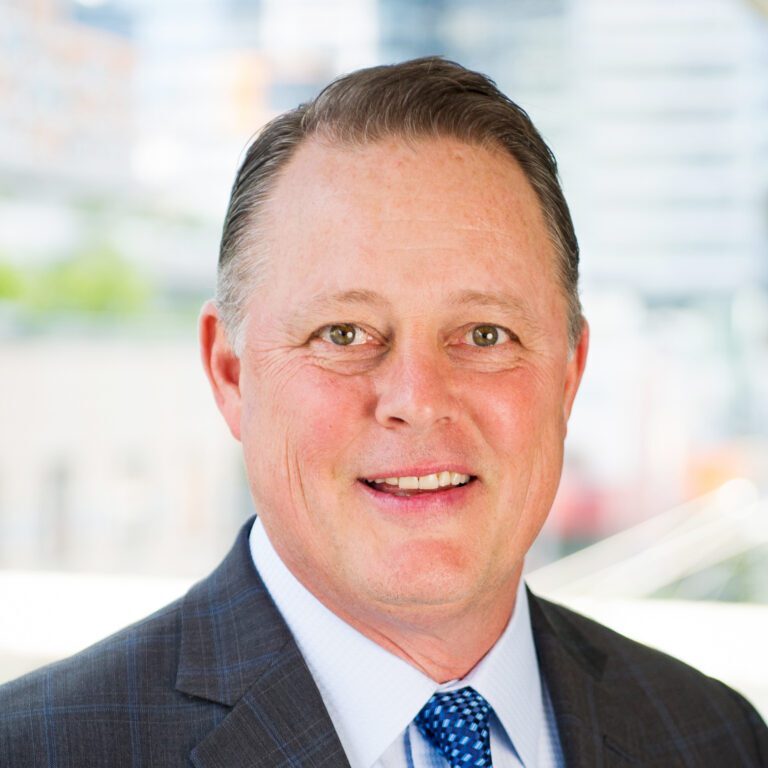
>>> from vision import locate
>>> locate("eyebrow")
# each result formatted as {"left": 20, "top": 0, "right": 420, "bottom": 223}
{"left": 285, "top": 288, "right": 541, "bottom": 332}
{"left": 302, "top": 289, "right": 390, "bottom": 312}
{"left": 447, "top": 290, "right": 537, "bottom": 320}
{"left": 284, "top": 289, "right": 391, "bottom": 332}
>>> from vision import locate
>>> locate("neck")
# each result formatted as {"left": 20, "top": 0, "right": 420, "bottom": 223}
{"left": 308, "top": 569, "right": 522, "bottom": 683}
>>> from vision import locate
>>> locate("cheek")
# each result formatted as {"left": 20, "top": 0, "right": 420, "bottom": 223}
{"left": 298, "top": 371, "right": 376, "bottom": 470}
{"left": 469, "top": 367, "right": 565, "bottom": 449}
{"left": 469, "top": 367, "right": 568, "bottom": 537}
{"left": 244, "top": 358, "right": 375, "bottom": 476}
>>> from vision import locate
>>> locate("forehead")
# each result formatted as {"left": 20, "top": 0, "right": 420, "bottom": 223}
{"left": 267, "top": 135, "right": 546, "bottom": 234}
{"left": 254, "top": 135, "right": 562, "bottom": 321}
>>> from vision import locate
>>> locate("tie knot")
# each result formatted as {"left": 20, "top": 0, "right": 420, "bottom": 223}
{"left": 414, "top": 686, "right": 493, "bottom": 768}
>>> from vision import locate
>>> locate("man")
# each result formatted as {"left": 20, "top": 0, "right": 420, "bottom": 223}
{"left": 0, "top": 57, "right": 765, "bottom": 767}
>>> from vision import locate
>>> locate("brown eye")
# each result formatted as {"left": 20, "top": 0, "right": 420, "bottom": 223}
{"left": 472, "top": 325, "right": 500, "bottom": 347}
{"left": 327, "top": 324, "right": 358, "bottom": 346}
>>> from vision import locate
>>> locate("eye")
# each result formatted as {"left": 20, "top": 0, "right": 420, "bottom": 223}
{"left": 318, "top": 323, "right": 367, "bottom": 346}
{"left": 467, "top": 324, "right": 512, "bottom": 347}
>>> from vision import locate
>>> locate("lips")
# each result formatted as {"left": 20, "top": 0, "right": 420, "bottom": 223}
{"left": 360, "top": 470, "right": 474, "bottom": 495}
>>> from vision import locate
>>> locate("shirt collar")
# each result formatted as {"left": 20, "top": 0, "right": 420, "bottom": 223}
{"left": 456, "top": 582, "right": 544, "bottom": 768}
{"left": 250, "top": 518, "right": 543, "bottom": 768}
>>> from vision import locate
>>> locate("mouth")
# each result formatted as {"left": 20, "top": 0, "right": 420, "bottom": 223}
{"left": 359, "top": 470, "right": 475, "bottom": 497}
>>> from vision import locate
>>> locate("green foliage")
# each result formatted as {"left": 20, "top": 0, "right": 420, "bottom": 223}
{"left": 34, "top": 244, "right": 151, "bottom": 315}
{"left": 0, "top": 260, "right": 25, "bottom": 300}
{"left": 1, "top": 244, "right": 153, "bottom": 318}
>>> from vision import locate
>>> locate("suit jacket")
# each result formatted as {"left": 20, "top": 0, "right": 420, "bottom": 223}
{"left": 0, "top": 518, "right": 766, "bottom": 767}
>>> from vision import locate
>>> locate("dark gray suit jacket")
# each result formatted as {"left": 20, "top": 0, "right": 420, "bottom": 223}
{"left": 1, "top": 518, "right": 766, "bottom": 767}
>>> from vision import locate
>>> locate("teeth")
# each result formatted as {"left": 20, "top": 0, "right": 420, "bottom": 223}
{"left": 418, "top": 474, "right": 439, "bottom": 490}
{"left": 450, "top": 472, "right": 466, "bottom": 486}
{"left": 367, "top": 472, "right": 471, "bottom": 489}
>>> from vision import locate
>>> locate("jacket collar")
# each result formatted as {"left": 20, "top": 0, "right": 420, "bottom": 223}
{"left": 176, "top": 517, "right": 351, "bottom": 768}
{"left": 529, "top": 589, "right": 644, "bottom": 766}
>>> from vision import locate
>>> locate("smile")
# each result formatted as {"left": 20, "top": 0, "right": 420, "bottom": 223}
{"left": 361, "top": 471, "right": 473, "bottom": 494}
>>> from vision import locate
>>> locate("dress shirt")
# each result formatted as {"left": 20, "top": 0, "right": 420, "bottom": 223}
{"left": 250, "top": 518, "right": 564, "bottom": 768}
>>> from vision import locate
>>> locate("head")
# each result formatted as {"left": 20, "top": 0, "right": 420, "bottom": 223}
{"left": 201, "top": 57, "right": 588, "bottom": 632}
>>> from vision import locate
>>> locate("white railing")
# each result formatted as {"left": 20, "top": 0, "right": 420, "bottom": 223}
{"left": 527, "top": 479, "right": 766, "bottom": 600}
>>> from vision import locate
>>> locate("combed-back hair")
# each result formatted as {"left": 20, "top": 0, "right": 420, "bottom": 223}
{"left": 217, "top": 56, "right": 582, "bottom": 353}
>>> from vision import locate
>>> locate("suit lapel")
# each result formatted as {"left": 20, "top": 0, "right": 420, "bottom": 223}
{"left": 529, "top": 590, "right": 644, "bottom": 767}
{"left": 176, "top": 518, "right": 350, "bottom": 768}
{"left": 189, "top": 641, "right": 350, "bottom": 768}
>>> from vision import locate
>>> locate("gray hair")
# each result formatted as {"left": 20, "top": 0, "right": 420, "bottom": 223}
{"left": 216, "top": 56, "right": 583, "bottom": 354}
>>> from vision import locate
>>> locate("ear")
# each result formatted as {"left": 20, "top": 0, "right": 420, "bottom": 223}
{"left": 562, "top": 317, "right": 589, "bottom": 425}
{"left": 199, "top": 300, "right": 242, "bottom": 441}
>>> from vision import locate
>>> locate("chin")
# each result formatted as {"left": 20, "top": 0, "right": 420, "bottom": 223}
{"left": 357, "top": 543, "right": 486, "bottom": 609}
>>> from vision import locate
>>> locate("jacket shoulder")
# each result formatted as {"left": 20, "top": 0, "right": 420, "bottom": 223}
{"left": 0, "top": 597, "right": 225, "bottom": 767}
{"left": 0, "top": 597, "right": 182, "bottom": 702}
{"left": 537, "top": 594, "right": 751, "bottom": 686}
{"left": 531, "top": 593, "right": 768, "bottom": 765}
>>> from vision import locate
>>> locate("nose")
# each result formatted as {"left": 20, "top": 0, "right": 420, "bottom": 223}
{"left": 374, "top": 343, "right": 460, "bottom": 432}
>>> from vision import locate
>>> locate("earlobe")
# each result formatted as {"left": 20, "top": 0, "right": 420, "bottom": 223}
{"left": 563, "top": 318, "right": 589, "bottom": 424}
{"left": 199, "top": 300, "right": 243, "bottom": 441}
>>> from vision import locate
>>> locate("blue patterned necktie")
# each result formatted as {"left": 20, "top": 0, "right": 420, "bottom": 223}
{"left": 414, "top": 686, "right": 493, "bottom": 767}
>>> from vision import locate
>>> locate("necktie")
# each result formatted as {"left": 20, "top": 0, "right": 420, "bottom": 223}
{"left": 414, "top": 686, "right": 493, "bottom": 767}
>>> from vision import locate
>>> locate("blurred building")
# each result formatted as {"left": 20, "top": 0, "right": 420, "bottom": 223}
{"left": 0, "top": 0, "right": 137, "bottom": 271}
{"left": 258, "top": 0, "right": 378, "bottom": 83}
{"left": 570, "top": 0, "right": 768, "bottom": 296}
{"left": 0, "top": 0, "right": 134, "bottom": 192}
{"left": 561, "top": 0, "right": 768, "bottom": 532}
{"left": 0, "top": 338, "right": 245, "bottom": 576}
{"left": 130, "top": 0, "right": 272, "bottom": 217}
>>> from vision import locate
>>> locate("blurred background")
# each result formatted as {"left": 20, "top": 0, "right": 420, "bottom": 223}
{"left": 1, "top": 0, "right": 767, "bottom": 714}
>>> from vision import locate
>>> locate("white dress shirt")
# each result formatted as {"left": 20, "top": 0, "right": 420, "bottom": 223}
{"left": 250, "top": 518, "right": 564, "bottom": 768}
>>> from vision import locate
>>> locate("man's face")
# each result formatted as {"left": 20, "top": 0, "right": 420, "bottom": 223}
{"left": 222, "top": 136, "right": 586, "bottom": 624}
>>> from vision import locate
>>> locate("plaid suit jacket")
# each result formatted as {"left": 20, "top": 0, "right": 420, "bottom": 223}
{"left": 1, "top": 518, "right": 766, "bottom": 767}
